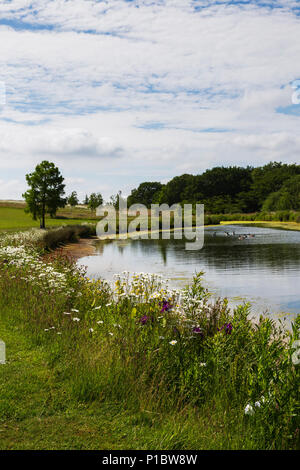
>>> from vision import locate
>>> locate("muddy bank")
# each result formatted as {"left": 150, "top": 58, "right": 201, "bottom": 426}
{"left": 51, "top": 237, "right": 97, "bottom": 261}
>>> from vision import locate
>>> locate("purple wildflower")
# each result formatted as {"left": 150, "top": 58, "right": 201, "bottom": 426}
{"left": 160, "top": 300, "right": 172, "bottom": 313}
{"left": 192, "top": 326, "right": 204, "bottom": 336}
{"left": 218, "top": 322, "right": 233, "bottom": 335}
{"left": 139, "top": 315, "right": 149, "bottom": 325}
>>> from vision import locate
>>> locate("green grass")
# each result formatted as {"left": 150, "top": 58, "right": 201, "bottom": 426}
{"left": 221, "top": 220, "right": 300, "bottom": 231}
{"left": 0, "top": 228, "right": 299, "bottom": 450}
{"left": 1, "top": 204, "right": 299, "bottom": 234}
{"left": 0, "top": 207, "right": 96, "bottom": 231}
{"left": 0, "top": 311, "right": 262, "bottom": 450}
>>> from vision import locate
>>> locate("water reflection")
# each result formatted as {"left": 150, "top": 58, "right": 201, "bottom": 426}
{"left": 78, "top": 225, "right": 300, "bottom": 326}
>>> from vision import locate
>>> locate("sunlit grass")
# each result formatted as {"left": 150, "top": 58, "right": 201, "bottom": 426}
{"left": 0, "top": 228, "right": 299, "bottom": 450}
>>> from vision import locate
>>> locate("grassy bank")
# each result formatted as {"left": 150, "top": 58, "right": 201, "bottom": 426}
{"left": 221, "top": 220, "right": 300, "bottom": 232}
{"left": 0, "top": 229, "right": 299, "bottom": 450}
{"left": 1, "top": 203, "right": 300, "bottom": 233}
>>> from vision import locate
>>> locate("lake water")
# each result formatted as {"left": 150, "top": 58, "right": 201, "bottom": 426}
{"left": 77, "top": 225, "right": 300, "bottom": 327}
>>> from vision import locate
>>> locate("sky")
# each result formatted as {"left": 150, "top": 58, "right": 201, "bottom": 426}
{"left": 0, "top": 0, "right": 300, "bottom": 201}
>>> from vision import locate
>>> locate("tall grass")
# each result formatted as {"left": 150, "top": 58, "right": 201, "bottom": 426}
{"left": 0, "top": 232, "right": 299, "bottom": 449}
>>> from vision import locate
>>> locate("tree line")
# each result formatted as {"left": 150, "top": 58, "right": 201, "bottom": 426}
{"left": 127, "top": 162, "right": 300, "bottom": 213}
{"left": 22, "top": 160, "right": 300, "bottom": 229}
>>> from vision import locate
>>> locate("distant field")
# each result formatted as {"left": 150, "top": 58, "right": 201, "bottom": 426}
{"left": 0, "top": 206, "right": 97, "bottom": 231}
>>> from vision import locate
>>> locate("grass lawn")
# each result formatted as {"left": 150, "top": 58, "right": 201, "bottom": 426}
{"left": 0, "top": 312, "right": 253, "bottom": 450}
{"left": 0, "top": 206, "right": 97, "bottom": 232}
{"left": 0, "top": 227, "right": 299, "bottom": 450}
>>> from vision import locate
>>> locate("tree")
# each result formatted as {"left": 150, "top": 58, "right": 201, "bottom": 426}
{"left": 23, "top": 161, "right": 66, "bottom": 229}
{"left": 127, "top": 182, "right": 163, "bottom": 208}
{"left": 83, "top": 194, "right": 89, "bottom": 205}
{"left": 262, "top": 175, "right": 300, "bottom": 211}
{"left": 67, "top": 191, "right": 79, "bottom": 207}
{"left": 88, "top": 192, "right": 103, "bottom": 211}
{"left": 109, "top": 191, "right": 126, "bottom": 210}
{"left": 159, "top": 174, "right": 194, "bottom": 205}
{"left": 251, "top": 162, "right": 300, "bottom": 208}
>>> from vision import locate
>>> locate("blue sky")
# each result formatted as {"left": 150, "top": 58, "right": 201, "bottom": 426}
{"left": 0, "top": 0, "right": 300, "bottom": 200}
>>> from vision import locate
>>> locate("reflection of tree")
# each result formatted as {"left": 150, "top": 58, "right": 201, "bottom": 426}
{"left": 131, "top": 235, "right": 300, "bottom": 272}
{"left": 94, "top": 239, "right": 114, "bottom": 255}
{"left": 92, "top": 232, "right": 300, "bottom": 272}
{"left": 157, "top": 239, "right": 168, "bottom": 265}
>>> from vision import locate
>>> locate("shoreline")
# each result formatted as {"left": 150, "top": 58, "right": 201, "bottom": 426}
{"left": 59, "top": 220, "right": 300, "bottom": 260}
{"left": 220, "top": 220, "right": 300, "bottom": 231}
{"left": 51, "top": 237, "right": 97, "bottom": 261}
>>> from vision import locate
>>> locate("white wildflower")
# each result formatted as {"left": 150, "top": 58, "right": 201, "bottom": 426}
{"left": 244, "top": 404, "right": 254, "bottom": 416}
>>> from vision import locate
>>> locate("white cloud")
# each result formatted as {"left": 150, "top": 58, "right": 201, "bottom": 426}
{"left": 0, "top": 179, "right": 24, "bottom": 199}
{"left": 0, "top": 1, "right": 300, "bottom": 199}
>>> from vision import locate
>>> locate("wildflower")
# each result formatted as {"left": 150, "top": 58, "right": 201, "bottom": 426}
{"left": 106, "top": 303, "right": 112, "bottom": 307}
{"left": 199, "top": 362, "right": 206, "bottom": 367}
{"left": 159, "top": 336, "right": 165, "bottom": 340}
{"left": 89, "top": 328, "right": 94, "bottom": 333}
{"left": 192, "top": 326, "right": 204, "bottom": 336}
{"left": 109, "top": 332, "right": 114, "bottom": 336}
{"left": 255, "top": 401, "right": 261, "bottom": 408}
{"left": 57, "top": 332, "right": 62, "bottom": 335}
{"left": 63, "top": 312, "right": 71, "bottom": 315}
{"left": 71, "top": 308, "right": 79, "bottom": 313}
{"left": 97, "top": 320, "right": 104, "bottom": 325}
{"left": 160, "top": 300, "right": 173, "bottom": 313}
{"left": 94, "top": 306, "right": 101, "bottom": 310}
{"left": 169, "top": 340, "right": 177, "bottom": 346}
{"left": 244, "top": 404, "right": 254, "bottom": 416}
{"left": 72, "top": 317, "right": 80, "bottom": 322}
{"left": 139, "top": 315, "right": 150, "bottom": 325}
{"left": 218, "top": 322, "right": 233, "bottom": 335}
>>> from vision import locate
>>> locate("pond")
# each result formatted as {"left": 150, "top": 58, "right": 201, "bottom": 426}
{"left": 77, "top": 224, "right": 300, "bottom": 327}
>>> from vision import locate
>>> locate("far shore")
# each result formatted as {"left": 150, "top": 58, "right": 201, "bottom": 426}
{"left": 56, "top": 219, "right": 300, "bottom": 261}
{"left": 220, "top": 220, "right": 300, "bottom": 231}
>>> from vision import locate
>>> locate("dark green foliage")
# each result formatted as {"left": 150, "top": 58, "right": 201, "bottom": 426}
{"left": 251, "top": 162, "right": 300, "bottom": 209}
{"left": 87, "top": 193, "right": 103, "bottom": 211}
{"left": 67, "top": 191, "right": 79, "bottom": 207}
{"left": 263, "top": 175, "right": 300, "bottom": 211}
{"left": 128, "top": 182, "right": 163, "bottom": 208}
{"left": 23, "top": 161, "right": 67, "bottom": 228}
{"left": 126, "top": 162, "right": 300, "bottom": 214}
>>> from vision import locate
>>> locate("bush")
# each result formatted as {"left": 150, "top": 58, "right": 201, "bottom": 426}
{"left": 40, "top": 224, "right": 96, "bottom": 250}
